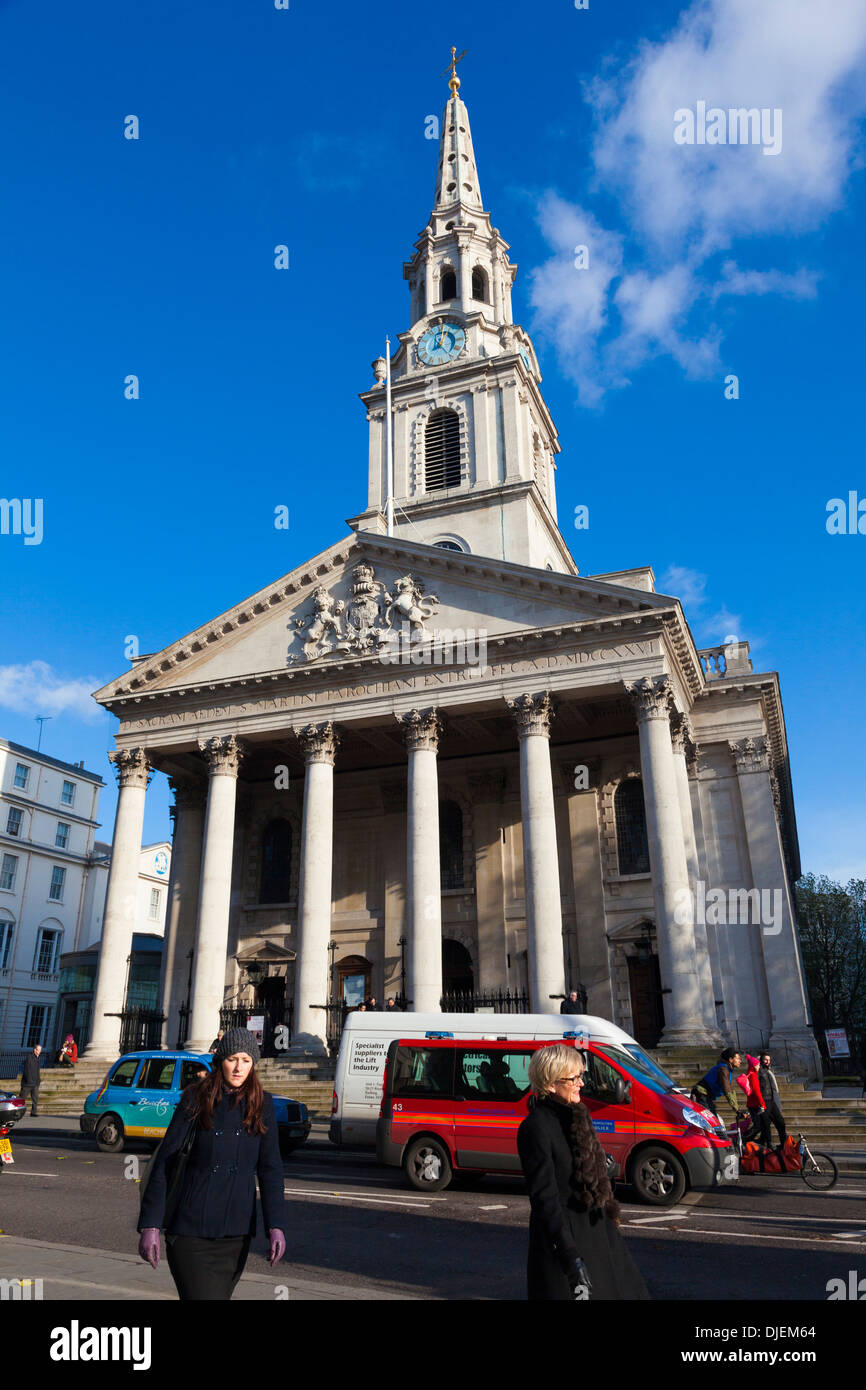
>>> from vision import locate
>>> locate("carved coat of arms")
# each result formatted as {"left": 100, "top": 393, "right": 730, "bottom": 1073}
{"left": 287, "top": 563, "right": 440, "bottom": 664}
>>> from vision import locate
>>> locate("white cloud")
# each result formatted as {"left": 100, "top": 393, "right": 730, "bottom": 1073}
{"left": 0, "top": 661, "right": 104, "bottom": 723}
{"left": 656, "top": 568, "right": 748, "bottom": 647}
{"left": 530, "top": 0, "right": 866, "bottom": 403}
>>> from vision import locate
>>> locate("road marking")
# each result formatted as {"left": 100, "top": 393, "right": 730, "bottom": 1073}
{"left": 832, "top": 1232, "right": 864, "bottom": 1239}
{"left": 683, "top": 1229, "right": 866, "bottom": 1248}
{"left": 283, "top": 1187, "right": 435, "bottom": 1208}
{"left": 0, "top": 1171, "right": 60, "bottom": 1178}
{"left": 479, "top": 1204, "right": 508, "bottom": 1210}
{"left": 672, "top": 1208, "right": 866, "bottom": 1229}
{"left": 627, "top": 1214, "right": 687, "bottom": 1225}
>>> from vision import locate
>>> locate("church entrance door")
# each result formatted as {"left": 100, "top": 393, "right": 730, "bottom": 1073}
{"left": 627, "top": 954, "right": 664, "bottom": 1048}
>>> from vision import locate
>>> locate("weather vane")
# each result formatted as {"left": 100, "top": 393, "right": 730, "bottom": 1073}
{"left": 441, "top": 46, "right": 467, "bottom": 97}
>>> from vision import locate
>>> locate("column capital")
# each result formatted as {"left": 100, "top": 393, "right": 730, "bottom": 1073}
{"left": 297, "top": 721, "right": 340, "bottom": 765}
{"left": 728, "top": 736, "right": 770, "bottom": 774}
{"left": 108, "top": 747, "right": 153, "bottom": 789}
{"left": 670, "top": 710, "right": 697, "bottom": 763}
{"left": 398, "top": 708, "right": 443, "bottom": 753}
{"left": 198, "top": 734, "right": 245, "bottom": 777}
{"left": 507, "top": 691, "right": 554, "bottom": 739}
{"left": 168, "top": 775, "right": 206, "bottom": 811}
{"left": 626, "top": 675, "right": 675, "bottom": 723}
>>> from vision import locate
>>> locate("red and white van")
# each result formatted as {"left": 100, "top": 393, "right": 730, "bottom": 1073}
{"left": 376, "top": 1035, "right": 738, "bottom": 1205}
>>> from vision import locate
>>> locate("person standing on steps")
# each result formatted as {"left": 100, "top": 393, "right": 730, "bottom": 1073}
{"left": 19, "top": 1044, "right": 42, "bottom": 1116}
{"left": 137, "top": 1028, "right": 287, "bottom": 1300}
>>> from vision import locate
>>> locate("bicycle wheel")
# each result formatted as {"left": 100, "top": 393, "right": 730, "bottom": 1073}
{"left": 801, "top": 1149, "right": 838, "bottom": 1190}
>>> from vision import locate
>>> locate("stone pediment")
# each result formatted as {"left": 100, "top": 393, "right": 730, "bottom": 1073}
{"left": 93, "top": 531, "right": 675, "bottom": 706}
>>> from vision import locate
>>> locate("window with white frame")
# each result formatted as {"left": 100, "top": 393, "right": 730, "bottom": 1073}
{"left": 61, "top": 780, "right": 76, "bottom": 806}
{"left": 22, "top": 1002, "right": 50, "bottom": 1048}
{"left": 0, "top": 919, "right": 13, "bottom": 969}
{"left": 55, "top": 822, "right": 70, "bottom": 849}
{"left": 148, "top": 887, "right": 161, "bottom": 920}
{"left": 6, "top": 807, "right": 23, "bottom": 837}
{"left": 48, "top": 866, "right": 66, "bottom": 902}
{"left": 1, "top": 854, "right": 18, "bottom": 892}
{"left": 34, "top": 927, "right": 59, "bottom": 975}
{"left": 13, "top": 763, "right": 30, "bottom": 790}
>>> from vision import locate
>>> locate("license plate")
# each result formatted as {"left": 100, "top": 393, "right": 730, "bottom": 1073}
{"left": 0, "top": 1137, "right": 12, "bottom": 1162}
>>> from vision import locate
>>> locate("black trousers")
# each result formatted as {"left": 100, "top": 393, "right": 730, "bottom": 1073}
{"left": 19, "top": 1084, "right": 39, "bottom": 1115}
{"left": 757, "top": 1102, "right": 788, "bottom": 1147}
{"left": 165, "top": 1235, "right": 251, "bottom": 1301}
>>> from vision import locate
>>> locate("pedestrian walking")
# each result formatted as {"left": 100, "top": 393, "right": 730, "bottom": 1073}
{"left": 691, "top": 1048, "right": 745, "bottom": 1121}
{"left": 137, "top": 1028, "right": 287, "bottom": 1301}
{"left": 756, "top": 1052, "right": 788, "bottom": 1148}
{"left": 19, "top": 1044, "right": 42, "bottom": 1116}
{"left": 516, "top": 1043, "right": 650, "bottom": 1301}
{"left": 735, "top": 1054, "right": 765, "bottom": 1143}
{"left": 560, "top": 991, "right": 581, "bottom": 1014}
{"left": 209, "top": 1029, "right": 224, "bottom": 1053}
{"left": 385, "top": 997, "right": 402, "bottom": 1014}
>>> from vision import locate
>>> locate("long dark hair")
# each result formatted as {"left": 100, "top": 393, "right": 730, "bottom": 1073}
{"left": 567, "top": 1100, "right": 621, "bottom": 1221}
{"left": 182, "top": 1060, "right": 266, "bottom": 1135}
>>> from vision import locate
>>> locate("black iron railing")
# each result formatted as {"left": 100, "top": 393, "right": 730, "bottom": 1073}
{"left": 117, "top": 1007, "right": 165, "bottom": 1055}
{"left": 218, "top": 1001, "right": 295, "bottom": 1057}
{"left": 439, "top": 990, "right": 530, "bottom": 1014}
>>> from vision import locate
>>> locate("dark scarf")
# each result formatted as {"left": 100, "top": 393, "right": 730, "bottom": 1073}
{"left": 544, "top": 1096, "right": 621, "bottom": 1222}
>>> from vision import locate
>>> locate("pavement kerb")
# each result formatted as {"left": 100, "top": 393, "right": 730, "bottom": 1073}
{"left": 0, "top": 1235, "right": 427, "bottom": 1301}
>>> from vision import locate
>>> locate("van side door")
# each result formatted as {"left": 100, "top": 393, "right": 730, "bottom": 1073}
{"left": 580, "top": 1048, "right": 634, "bottom": 1176}
{"left": 453, "top": 1047, "right": 533, "bottom": 1171}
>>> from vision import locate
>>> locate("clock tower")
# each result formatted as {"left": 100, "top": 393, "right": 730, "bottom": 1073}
{"left": 350, "top": 55, "right": 576, "bottom": 574}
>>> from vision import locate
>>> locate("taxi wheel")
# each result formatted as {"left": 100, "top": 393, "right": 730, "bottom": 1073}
{"left": 404, "top": 1136, "right": 452, "bottom": 1192}
{"left": 95, "top": 1115, "right": 125, "bottom": 1153}
{"left": 630, "top": 1146, "right": 686, "bottom": 1206}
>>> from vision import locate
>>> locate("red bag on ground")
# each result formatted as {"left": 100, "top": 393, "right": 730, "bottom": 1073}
{"left": 761, "top": 1149, "right": 783, "bottom": 1174}
{"left": 740, "top": 1142, "right": 761, "bottom": 1174}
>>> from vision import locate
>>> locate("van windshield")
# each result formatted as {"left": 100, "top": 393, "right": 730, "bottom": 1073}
{"left": 596, "top": 1043, "right": 678, "bottom": 1096}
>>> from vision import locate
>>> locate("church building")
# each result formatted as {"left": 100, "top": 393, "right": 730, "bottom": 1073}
{"left": 87, "top": 61, "right": 819, "bottom": 1077}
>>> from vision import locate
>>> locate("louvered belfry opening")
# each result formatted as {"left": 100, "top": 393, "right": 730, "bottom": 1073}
{"left": 425, "top": 408, "right": 461, "bottom": 490}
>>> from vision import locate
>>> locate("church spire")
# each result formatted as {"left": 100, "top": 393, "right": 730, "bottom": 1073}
{"left": 433, "top": 47, "right": 484, "bottom": 216}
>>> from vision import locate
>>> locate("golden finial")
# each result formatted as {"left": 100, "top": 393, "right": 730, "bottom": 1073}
{"left": 441, "top": 46, "right": 467, "bottom": 97}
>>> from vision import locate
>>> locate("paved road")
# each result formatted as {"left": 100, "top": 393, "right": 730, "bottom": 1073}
{"left": 1, "top": 1124, "right": 864, "bottom": 1301}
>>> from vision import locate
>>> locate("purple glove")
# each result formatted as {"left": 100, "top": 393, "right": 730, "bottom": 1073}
{"left": 268, "top": 1228, "right": 286, "bottom": 1266}
{"left": 138, "top": 1228, "right": 160, "bottom": 1269}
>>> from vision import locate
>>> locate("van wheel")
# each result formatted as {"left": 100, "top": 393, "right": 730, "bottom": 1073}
{"left": 95, "top": 1115, "right": 124, "bottom": 1153}
{"left": 404, "top": 1137, "right": 452, "bottom": 1192}
{"left": 631, "top": 1146, "right": 686, "bottom": 1206}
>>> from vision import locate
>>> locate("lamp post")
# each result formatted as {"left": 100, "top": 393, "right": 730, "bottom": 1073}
{"left": 398, "top": 935, "right": 408, "bottom": 1009}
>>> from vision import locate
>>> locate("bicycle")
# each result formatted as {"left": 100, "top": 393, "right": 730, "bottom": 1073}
{"left": 724, "top": 1122, "right": 838, "bottom": 1191}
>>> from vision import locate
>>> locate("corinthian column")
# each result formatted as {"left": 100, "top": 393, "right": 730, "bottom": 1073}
{"left": 507, "top": 692, "right": 565, "bottom": 1012}
{"left": 84, "top": 748, "right": 153, "bottom": 1059}
{"left": 292, "top": 722, "right": 339, "bottom": 1053}
{"left": 185, "top": 736, "right": 244, "bottom": 1052}
{"left": 670, "top": 712, "right": 723, "bottom": 1042}
{"left": 158, "top": 776, "right": 205, "bottom": 1049}
{"left": 398, "top": 709, "right": 443, "bottom": 1012}
{"left": 626, "top": 678, "right": 709, "bottom": 1043}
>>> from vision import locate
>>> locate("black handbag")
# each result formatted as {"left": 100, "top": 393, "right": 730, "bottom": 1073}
{"left": 140, "top": 1110, "right": 198, "bottom": 1230}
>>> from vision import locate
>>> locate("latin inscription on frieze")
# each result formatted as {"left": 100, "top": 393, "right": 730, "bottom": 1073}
{"left": 120, "top": 642, "right": 653, "bottom": 732}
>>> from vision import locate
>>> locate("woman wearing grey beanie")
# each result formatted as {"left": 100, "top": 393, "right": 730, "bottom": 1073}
{"left": 137, "top": 1028, "right": 288, "bottom": 1299}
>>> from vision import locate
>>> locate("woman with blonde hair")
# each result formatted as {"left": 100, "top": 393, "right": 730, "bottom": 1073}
{"left": 516, "top": 1042, "right": 650, "bottom": 1301}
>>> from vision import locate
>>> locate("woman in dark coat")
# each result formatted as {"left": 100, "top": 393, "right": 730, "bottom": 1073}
{"left": 137, "top": 1028, "right": 287, "bottom": 1300}
{"left": 517, "top": 1042, "right": 650, "bottom": 1301}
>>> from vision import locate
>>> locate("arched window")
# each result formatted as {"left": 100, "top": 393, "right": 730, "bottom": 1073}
{"left": 615, "top": 779, "right": 650, "bottom": 875}
{"left": 259, "top": 819, "right": 292, "bottom": 903}
{"left": 471, "top": 266, "right": 488, "bottom": 302}
{"left": 425, "top": 409, "right": 461, "bottom": 490}
{"left": 439, "top": 800, "right": 464, "bottom": 890}
{"left": 439, "top": 267, "right": 457, "bottom": 301}
{"left": 442, "top": 938, "right": 474, "bottom": 995}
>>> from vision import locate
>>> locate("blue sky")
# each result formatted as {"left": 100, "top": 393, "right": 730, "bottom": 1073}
{"left": 1, "top": 0, "right": 864, "bottom": 881}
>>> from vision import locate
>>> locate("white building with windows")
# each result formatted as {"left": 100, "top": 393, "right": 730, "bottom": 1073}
{"left": 87, "top": 67, "right": 819, "bottom": 1076}
{"left": 0, "top": 739, "right": 105, "bottom": 1058}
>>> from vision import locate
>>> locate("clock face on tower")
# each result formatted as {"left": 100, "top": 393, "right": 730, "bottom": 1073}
{"left": 417, "top": 322, "right": 466, "bottom": 366}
